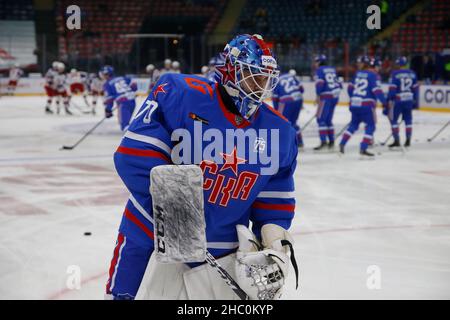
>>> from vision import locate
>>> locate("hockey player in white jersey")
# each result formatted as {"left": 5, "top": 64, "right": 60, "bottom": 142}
{"left": 68, "top": 68, "right": 89, "bottom": 107}
{"left": 7, "top": 63, "right": 23, "bottom": 95}
{"left": 53, "top": 62, "right": 72, "bottom": 115}
{"left": 44, "top": 61, "right": 60, "bottom": 114}
{"left": 171, "top": 60, "right": 181, "bottom": 73}
{"left": 159, "top": 58, "right": 173, "bottom": 76}
{"left": 88, "top": 72, "right": 105, "bottom": 115}
{"left": 145, "top": 64, "right": 160, "bottom": 93}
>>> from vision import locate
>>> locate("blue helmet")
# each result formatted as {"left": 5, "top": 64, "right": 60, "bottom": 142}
{"left": 99, "top": 65, "right": 114, "bottom": 78}
{"left": 395, "top": 56, "right": 407, "bottom": 66}
{"left": 314, "top": 54, "right": 327, "bottom": 64}
{"left": 215, "top": 34, "right": 280, "bottom": 120}
{"left": 370, "top": 56, "right": 382, "bottom": 68}
{"left": 357, "top": 55, "right": 370, "bottom": 65}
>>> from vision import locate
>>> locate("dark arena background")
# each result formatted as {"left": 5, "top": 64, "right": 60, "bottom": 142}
{"left": 0, "top": 0, "right": 449, "bottom": 300}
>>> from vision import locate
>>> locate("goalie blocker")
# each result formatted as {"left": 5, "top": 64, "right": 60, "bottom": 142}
{"left": 135, "top": 165, "right": 298, "bottom": 300}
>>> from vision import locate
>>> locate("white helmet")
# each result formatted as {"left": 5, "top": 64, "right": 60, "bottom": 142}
{"left": 146, "top": 64, "right": 155, "bottom": 73}
{"left": 164, "top": 59, "right": 172, "bottom": 67}
{"left": 14, "top": 63, "right": 20, "bottom": 68}
{"left": 172, "top": 61, "right": 180, "bottom": 69}
{"left": 57, "top": 62, "right": 65, "bottom": 72}
{"left": 288, "top": 69, "right": 297, "bottom": 76}
{"left": 201, "top": 66, "right": 209, "bottom": 74}
{"left": 70, "top": 68, "right": 77, "bottom": 73}
{"left": 52, "top": 61, "right": 59, "bottom": 69}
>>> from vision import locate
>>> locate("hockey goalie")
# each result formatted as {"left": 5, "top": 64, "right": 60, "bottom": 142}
{"left": 106, "top": 34, "right": 299, "bottom": 300}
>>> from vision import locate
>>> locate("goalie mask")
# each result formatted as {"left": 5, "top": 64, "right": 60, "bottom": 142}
{"left": 215, "top": 34, "right": 280, "bottom": 120}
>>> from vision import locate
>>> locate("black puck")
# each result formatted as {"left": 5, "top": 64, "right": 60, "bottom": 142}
{"left": 84, "top": 232, "right": 92, "bottom": 236}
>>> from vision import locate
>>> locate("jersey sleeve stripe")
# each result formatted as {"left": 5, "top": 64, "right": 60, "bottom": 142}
{"left": 123, "top": 130, "right": 172, "bottom": 155}
{"left": 257, "top": 191, "right": 295, "bottom": 198}
{"left": 116, "top": 146, "right": 170, "bottom": 162}
{"left": 252, "top": 201, "right": 295, "bottom": 212}
{"left": 124, "top": 208, "right": 154, "bottom": 240}
{"left": 129, "top": 194, "right": 154, "bottom": 224}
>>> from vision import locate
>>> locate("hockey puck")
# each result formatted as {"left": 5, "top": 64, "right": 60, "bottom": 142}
{"left": 84, "top": 232, "right": 92, "bottom": 236}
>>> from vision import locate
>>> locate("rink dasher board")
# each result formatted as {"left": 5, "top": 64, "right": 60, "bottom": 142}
{"left": 1, "top": 78, "right": 449, "bottom": 113}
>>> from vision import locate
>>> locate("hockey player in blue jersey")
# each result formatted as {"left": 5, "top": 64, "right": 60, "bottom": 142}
{"left": 272, "top": 69, "right": 304, "bottom": 148}
{"left": 339, "top": 56, "right": 388, "bottom": 157}
{"left": 100, "top": 65, "right": 137, "bottom": 131}
{"left": 106, "top": 34, "right": 298, "bottom": 300}
{"left": 386, "top": 56, "right": 419, "bottom": 148}
{"left": 313, "top": 54, "right": 342, "bottom": 151}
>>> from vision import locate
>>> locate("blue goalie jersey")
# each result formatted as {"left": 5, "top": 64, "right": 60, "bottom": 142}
{"left": 113, "top": 73, "right": 298, "bottom": 259}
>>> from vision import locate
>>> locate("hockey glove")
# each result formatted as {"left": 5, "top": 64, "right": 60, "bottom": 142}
{"left": 234, "top": 224, "right": 298, "bottom": 300}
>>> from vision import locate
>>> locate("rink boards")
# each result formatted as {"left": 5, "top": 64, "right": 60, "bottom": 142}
{"left": 1, "top": 77, "right": 449, "bottom": 113}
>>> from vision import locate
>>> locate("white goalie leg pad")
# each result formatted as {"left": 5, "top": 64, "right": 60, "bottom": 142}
{"left": 135, "top": 253, "right": 240, "bottom": 300}
{"left": 183, "top": 253, "right": 240, "bottom": 300}
{"left": 135, "top": 254, "right": 189, "bottom": 300}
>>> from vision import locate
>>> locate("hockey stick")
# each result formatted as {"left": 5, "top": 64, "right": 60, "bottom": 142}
{"left": 427, "top": 120, "right": 450, "bottom": 142}
{"left": 205, "top": 251, "right": 249, "bottom": 300}
{"left": 60, "top": 116, "right": 108, "bottom": 150}
{"left": 149, "top": 165, "right": 250, "bottom": 300}
{"left": 381, "top": 113, "right": 404, "bottom": 146}
{"left": 335, "top": 122, "right": 350, "bottom": 139}
{"left": 300, "top": 113, "right": 316, "bottom": 132}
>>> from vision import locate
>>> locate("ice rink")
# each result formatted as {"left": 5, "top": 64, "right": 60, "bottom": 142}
{"left": 0, "top": 95, "right": 449, "bottom": 300}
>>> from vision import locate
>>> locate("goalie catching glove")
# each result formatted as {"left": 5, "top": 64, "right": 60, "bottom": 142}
{"left": 234, "top": 224, "right": 299, "bottom": 300}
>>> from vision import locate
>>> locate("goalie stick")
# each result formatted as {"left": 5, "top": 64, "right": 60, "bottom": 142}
{"left": 150, "top": 165, "right": 249, "bottom": 300}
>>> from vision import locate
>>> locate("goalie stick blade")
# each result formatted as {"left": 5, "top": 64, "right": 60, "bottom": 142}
{"left": 60, "top": 146, "right": 74, "bottom": 150}
{"left": 150, "top": 165, "right": 207, "bottom": 264}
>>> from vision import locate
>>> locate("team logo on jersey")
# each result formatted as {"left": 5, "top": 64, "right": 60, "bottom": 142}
{"left": 189, "top": 112, "right": 209, "bottom": 125}
{"left": 219, "top": 146, "right": 246, "bottom": 176}
{"left": 200, "top": 157, "right": 259, "bottom": 207}
{"left": 253, "top": 137, "right": 266, "bottom": 153}
{"left": 153, "top": 83, "right": 168, "bottom": 98}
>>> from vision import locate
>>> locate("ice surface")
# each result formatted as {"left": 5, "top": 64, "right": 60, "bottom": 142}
{"left": 0, "top": 95, "right": 449, "bottom": 299}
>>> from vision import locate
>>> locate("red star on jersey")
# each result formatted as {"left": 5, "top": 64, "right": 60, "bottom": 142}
{"left": 215, "top": 63, "right": 236, "bottom": 86}
{"left": 153, "top": 83, "right": 168, "bottom": 98}
{"left": 220, "top": 147, "right": 247, "bottom": 176}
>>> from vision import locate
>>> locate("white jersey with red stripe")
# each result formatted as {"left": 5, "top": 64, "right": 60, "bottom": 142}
{"left": 45, "top": 68, "right": 58, "bottom": 88}
{"left": 9, "top": 67, "right": 23, "bottom": 81}
{"left": 53, "top": 73, "right": 67, "bottom": 92}
{"left": 68, "top": 71, "right": 88, "bottom": 85}
{"left": 90, "top": 76, "right": 105, "bottom": 93}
